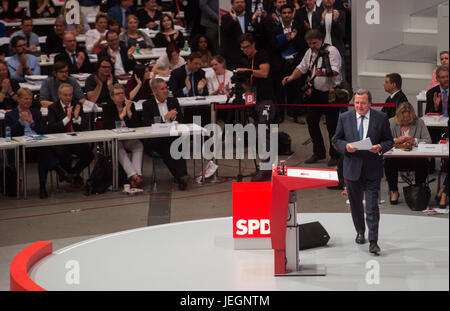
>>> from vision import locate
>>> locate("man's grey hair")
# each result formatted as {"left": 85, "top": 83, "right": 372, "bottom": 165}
{"left": 109, "top": 83, "right": 125, "bottom": 97}
{"left": 151, "top": 78, "right": 166, "bottom": 90}
{"left": 58, "top": 83, "right": 73, "bottom": 94}
{"left": 354, "top": 88, "right": 372, "bottom": 103}
{"left": 436, "top": 65, "right": 449, "bottom": 78}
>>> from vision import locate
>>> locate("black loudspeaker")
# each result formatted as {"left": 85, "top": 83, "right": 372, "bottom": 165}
{"left": 298, "top": 221, "right": 330, "bottom": 250}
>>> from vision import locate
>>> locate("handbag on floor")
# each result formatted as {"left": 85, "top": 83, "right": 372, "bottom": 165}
{"left": 402, "top": 174, "right": 435, "bottom": 211}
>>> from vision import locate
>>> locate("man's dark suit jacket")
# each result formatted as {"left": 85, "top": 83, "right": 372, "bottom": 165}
{"left": 5, "top": 108, "right": 46, "bottom": 136}
{"left": 294, "top": 6, "right": 323, "bottom": 31}
{"left": 107, "top": 5, "right": 132, "bottom": 28}
{"left": 333, "top": 109, "right": 394, "bottom": 182}
{"left": 382, "top": 90, "right": 409, "bottom": 119}
{"left": 54, "top": 50, "right": 94, "bottom": 74}
{"left": 141, "top": 96, "right": 184, "bottom": 126}
{"left": 47, "top": 101, "right": 89, "bottom": 134}
{"left": 168, "top": 65, "right": 208, "bottom": 98}
{"left": 426, "top": 85, "right": 445, "bottom": 114}
{"left": 271, "top": 20, "right": 308, "bottom": 67}
{"left": 98, "top": 46, "right": 136, "bottom": 75}
{"left": 319, "top": 9, "right": 346, "bottom": 57}
{"left": 220, "top": 12, "right": 255, "bottom": 69}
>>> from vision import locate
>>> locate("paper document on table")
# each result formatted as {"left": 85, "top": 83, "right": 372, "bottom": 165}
{"left": 24, "top": 135, "right": 56, "bottom": 142}
{"left": 350, "top": 138, "right": 373, "bottom": 150}
{"left": 418, "top": 144, "right": 443, "bottom": 153}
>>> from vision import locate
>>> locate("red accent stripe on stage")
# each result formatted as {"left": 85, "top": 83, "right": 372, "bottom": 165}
{"left": 214, "top": 103, "right": 396, "bottom": 109}
{"left": 10, "top": 241, "right": 52, "bottom": 291}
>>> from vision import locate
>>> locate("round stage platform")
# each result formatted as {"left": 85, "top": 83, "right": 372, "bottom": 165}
{"left": 29, "top": 213, "right": 448, "bottom": 291}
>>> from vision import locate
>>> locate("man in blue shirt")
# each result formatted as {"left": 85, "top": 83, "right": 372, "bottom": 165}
{"left": 107, "top": 0, "right": 135, "bottom": 31}
{"left": 7, "top": 36, "right": 40, "bottom": 82}
{"left": 9, "top": 17, "right": 40, "bottom": 55}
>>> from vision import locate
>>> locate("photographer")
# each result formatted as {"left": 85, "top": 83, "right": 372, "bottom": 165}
{"left": 236, "top": 33, "right": 276, "bottom": 182}
{"left": 282, "top": 29, "right": 342, "bottom": 166}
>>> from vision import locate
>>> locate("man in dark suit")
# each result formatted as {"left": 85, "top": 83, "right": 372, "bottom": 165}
{"left": 54, "top": 33, "right": 93, "bottom": 75}
{"left": 272, "top": 4, "right": 308, "bottom": 123}
{"left": 220, "top": 0, "right": 258, "bottom": 70}
{"left": 98, "top": 31, "right": 136, "bottom": 76}
{"left": 382, "top": 73, "right": 409, "bottom": 119}
{"left": 5, "top": 88, "right": 72, "bottom": 198}
{"left": 333, "top": 89, "right": 394, "bottom": 255}
{"left": 142, "top": 78, "right": 189, "bottom": 190}
{"left": 426, "top": 66, "right": 449, "bottom": 116}
{"left": 47, "top": 83, "right": 94, "bottom": 188}
{"left": 168, "top": 52, "right": 208, "bottom": 98}
{"left": 295, "top": 0, "right": 323, "bottom": 31}
{"left": 107, "top": 0, "right": 134, "bottom": 31}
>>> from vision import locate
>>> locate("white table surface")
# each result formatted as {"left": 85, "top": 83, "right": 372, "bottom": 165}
{"left": 384, "top": 145, "right": 449, "bottom": 158}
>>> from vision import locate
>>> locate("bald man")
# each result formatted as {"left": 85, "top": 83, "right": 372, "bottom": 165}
{"left": 54, "top": 33, "right": 93, "bottom": 74}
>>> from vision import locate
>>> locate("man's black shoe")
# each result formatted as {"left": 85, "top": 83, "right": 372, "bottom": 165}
{"left": 369, "top": 241, "right": 381, "bottom": 255}
{"left": 304, "top": 154, "right": 326, "bottom": 164}
{"left": 178, "top": 175, "right": 189, "bottom": 191}
{"left": 355, "top": 233, "right": 366, "bottom": 244}
{"left": 327, "top": 157, "right": 339, "bottom": 167}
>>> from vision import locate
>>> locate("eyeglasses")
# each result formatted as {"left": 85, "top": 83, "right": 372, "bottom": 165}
{"left": 113, "top": 92, "right": 125, "bottom": 96}
{"left": 15, "top": 44, "right": 27, "bottom": 48}
{"left": 240, "top": 44, "right": 252, "bottom": 50}
{"left": 57, "top": 70, "right": 69, "bottom": 74}
{"left": 100, "top": 65, "right": 111, "bottom": 69}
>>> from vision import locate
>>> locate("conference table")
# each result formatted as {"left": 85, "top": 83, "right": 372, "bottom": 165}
{"left": 383, "top": 144, "right": 449, "bottom": 159}
{"left": 0, "top": 139, "right": 20, "bottom": 199}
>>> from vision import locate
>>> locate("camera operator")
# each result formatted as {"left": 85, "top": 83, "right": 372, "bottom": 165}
{"left": 282, "top": 29, "right": 342, "bottom": 166}
{"left": 235, "top": 33, "right": 276, "bottom": 182}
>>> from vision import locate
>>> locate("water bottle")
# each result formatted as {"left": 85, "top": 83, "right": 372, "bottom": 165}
{"left": 136, "top": 43, "right": 140, "bottom": 54}
{"left": 183, "top": 40, "right": 189, "bottom": 52}
{"left": 5, "top": 126, "right": 11, "bottom": 142}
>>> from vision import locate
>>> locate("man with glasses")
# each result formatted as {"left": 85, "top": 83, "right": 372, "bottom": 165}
{"left": 98, "top": 30, "right": 136, "bottom": 76}
{"left": 55, "top": 33, "right": 94, "bottom": 74}
{"left": 43, "top": 16, "right": 68, "bottom": 55}
{"left": 7, "top": 36, "right": 40, "bottom": 82}
{"left": 9, "top": 17, "right": 40, "bottom": 55}
{"left": 40, "top": 61, "right": 86, "bottom": 108}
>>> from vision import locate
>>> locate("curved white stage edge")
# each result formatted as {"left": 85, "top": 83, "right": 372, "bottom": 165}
{"left": 30, "top": 213, "right": 449, "bottom": 291}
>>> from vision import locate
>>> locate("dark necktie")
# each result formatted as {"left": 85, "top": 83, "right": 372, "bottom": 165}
{"left": 64, "top": 106, "right": 72, "bottom": 133}
{"left": 190, "top": 73, "right": 196, "bottom": 96}
{"left": 71, "top": 53, "right": 77, "bottom": 67}
{"left": 359, "top": 115, "right": 365, "bottom": 140}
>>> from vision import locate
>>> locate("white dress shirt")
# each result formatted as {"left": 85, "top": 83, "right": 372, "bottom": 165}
{"left": 109, "top": 47, "right": 126, "bottom": 75}
{"left": 61, "top": 102, "right": 82, "bottom": 127}
{"left": 356, "top": 109, "right": 370, "bottom": 140}
{"left": 156, "top": 98, "right": 174, "bottom": 123}
{"left": 324, "top": 12, "right": 333, "bottom": 46}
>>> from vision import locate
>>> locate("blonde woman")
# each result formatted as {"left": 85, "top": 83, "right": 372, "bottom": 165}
{"left": 119, "top": 15, "right": 155, "bottom": 50}
{"left": 384, "top": 102, "right": 432, "bottom": 205}
{"left": 85, "top": 12, "right": 108, "bottom": 54}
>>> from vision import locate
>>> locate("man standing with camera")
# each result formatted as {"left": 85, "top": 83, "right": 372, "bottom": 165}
{"left": 236, "top": 33, "right": 277, "bottom": 182}
{"left": 282, "top": 29, "right": 342, "bottom": 166}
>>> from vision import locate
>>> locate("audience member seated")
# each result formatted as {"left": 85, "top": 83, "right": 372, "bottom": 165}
{"left": 86, "top": 12, "right": 109, "bottom": 54}
{"left": 40, "top": 61, "right": 86, "bottom": 108}
{"left": 142, "top": 78, "right": 189, "bottom": 190}
{"left": 436, "top": 159, "right": 448, "bottom": 208}
{"left": 5, "top": 88, "right": 73, "bottom": 199}
{"left": 30, "top": 0, "right": 57, "bottom": 19}
{"left": 0, "top": 0, "right": 24, "bottom": 20}
{"left": 107, "top": 0, "right": 135, "bottom": 32}
{"left": 151, "top": 43, "right": 185, "bottom": 77}
{"left": 9, "top": 17, "right": 40, "bottom": 55}
{"left": 382, "top": 73, "right": 409, "bottom": 119}
{"left": 429, "top": 51, "right": 449, "bottom": 90}
{"left": 119, "top": 15, "right": 155, "bottom": 50}
{"left": 137, "top": 0, "right": 162, "bottom": 30}
{"left": 206, "top": 55, "right": 233, "bottom": 95}
{"left": 7, "top": 36, "right": 40, "bottom": 82}
{"left": 189, "top": 34, "right": 214, "bottom": 68}
{"left": 168, "top": 52, "right": 208, "bottom": 97}
{"left": 103, "top": 83, "right": 144, "bottom": 188}
{"left": 426, "top": 66, "right": 449, "bottom": 117}
{"left": 154, "top": 14, "right": 185, "bottom": 49}
{"left": 61, "top": 0, "right": 90, "bottom": 35}
{"left": 384, "top": 102, "right": 431, "bottom": 205}
{"left": 47, "top": 83, "right": 94, "bottom": 188}
{"left": 55, "top": 33, "right": 94, "bottom": 75}
{"left": 126, "top": 63, "right": 152, "bottom": 101}
{"left": 108, "top": 17, "right": 122, "bottom": 35}
{"left": 43, "top": 16, "right": 67, "bottom": 55}
{"left": 0, "top": 60, "right": 20, "bottom": 109}
{"left": 99, "top": 31, "right": 136, "bottom": 76}
{"left": 85, "top": 57, "right": 118, "bottom": 105}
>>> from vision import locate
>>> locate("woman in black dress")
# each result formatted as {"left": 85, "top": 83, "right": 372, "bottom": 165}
{"left": 154, "top": 14, "right": 185, "bottom": 49}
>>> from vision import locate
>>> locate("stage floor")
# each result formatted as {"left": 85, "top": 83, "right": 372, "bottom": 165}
{"left": 29, "top": 213, "right": 449, "bottom": 291}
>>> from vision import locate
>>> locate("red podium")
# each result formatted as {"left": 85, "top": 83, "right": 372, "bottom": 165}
{"left": 270, "top": 163, "right": 338, "bottom": 276}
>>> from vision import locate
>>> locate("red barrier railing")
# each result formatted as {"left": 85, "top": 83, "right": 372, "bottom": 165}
{"left": 10, "top": 241, "right": 52, "bottom": 291}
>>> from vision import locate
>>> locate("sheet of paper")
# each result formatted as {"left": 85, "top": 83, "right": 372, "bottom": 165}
{"left": 134, "top": 100, "right": 146, "bottom": 111}
{"left": 418, "top": 144, "right": 443, "bottom": 153}
{"left": 83, "top": 100, "right": 95, "bottom": 112}
{"left": 350, "top": 138, "right": 373, "bottom": 150}
{"left": 152, "top": 123, "right": 174, "bottom": 133}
